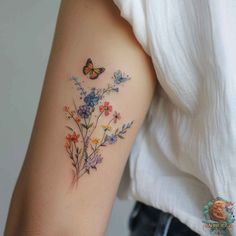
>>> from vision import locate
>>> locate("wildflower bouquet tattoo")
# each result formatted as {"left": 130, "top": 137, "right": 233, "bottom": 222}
{"left": 63, "top": 58, "right": 133, "bottom": 184}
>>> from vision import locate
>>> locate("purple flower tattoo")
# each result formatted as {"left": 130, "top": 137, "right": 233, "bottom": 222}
{"left": 77, "top": 105, "right": 91, "bottom": 119}
{"left": 107, "top": 134, "right": 117, "bottom": 144}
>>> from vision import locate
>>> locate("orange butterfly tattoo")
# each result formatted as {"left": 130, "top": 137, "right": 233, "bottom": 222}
{"left": 83, "top": 58, "right": 105, "bottom": 80}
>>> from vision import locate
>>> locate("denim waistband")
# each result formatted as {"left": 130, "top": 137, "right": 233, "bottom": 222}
{"left": 128, "top": 201, "right": 200, "bottom": 236}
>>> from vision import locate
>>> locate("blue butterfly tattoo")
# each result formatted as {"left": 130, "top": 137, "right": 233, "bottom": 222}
{"left": 113, "top": 70, "right": 131, "bottom": 84}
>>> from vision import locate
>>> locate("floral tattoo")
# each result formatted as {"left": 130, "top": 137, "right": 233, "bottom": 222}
{"left": 63, "top": 58, "right": 133, "bottom": 185}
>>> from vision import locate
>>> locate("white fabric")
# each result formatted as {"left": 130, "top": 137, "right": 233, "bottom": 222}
{"left": 113, "top": 0, "right": 236, "bottom": 235}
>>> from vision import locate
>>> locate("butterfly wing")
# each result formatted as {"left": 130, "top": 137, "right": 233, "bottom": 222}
{"left": 114, "top": 70, "right": 130, "bottom": 84}
{"left": 89, "top": 67, "right": 105, "bottom": 80}
{"left": 114, "top": 70, "right": 123, "bottom": 84}
{"left": 83, "top": 58, "right": 94, "bottom": 75}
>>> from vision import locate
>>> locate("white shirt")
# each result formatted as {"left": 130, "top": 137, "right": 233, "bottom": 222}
{"left": 113, "top": 1, "right": 236, "bottom": 235}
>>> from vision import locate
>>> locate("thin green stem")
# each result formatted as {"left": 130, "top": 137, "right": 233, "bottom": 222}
{"left": 87, "top": 111, "right": 104, "bottom": 141}
{"left": 87, "top": 117, "right": 114, "bottom": 159}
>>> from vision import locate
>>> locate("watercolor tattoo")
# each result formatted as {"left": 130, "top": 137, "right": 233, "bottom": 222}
{"left": 63, "top": 58, "right": 133, "bottom": 185}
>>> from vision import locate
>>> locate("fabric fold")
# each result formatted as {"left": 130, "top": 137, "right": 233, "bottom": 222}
{"left": 114, "top": 1, "right": 236, "bottom": 235}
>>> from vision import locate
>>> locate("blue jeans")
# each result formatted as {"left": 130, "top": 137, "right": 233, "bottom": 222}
{"left": 129, "top": 201, "right": 200, "bottom": 236}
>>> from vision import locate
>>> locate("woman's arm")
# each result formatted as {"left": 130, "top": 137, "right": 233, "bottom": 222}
{"left": 4, "top": 0, "right": 156, "bottom": 235}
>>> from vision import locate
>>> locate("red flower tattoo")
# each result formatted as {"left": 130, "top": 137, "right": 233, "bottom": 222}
{"left": 66, "top": 132, "right": 79, "bottom": 143}
{"left": 99, "top": 101, "right": 112, "bottom": 116}
{"left": 113, "top": 111, "right": 121, "bottom": 123}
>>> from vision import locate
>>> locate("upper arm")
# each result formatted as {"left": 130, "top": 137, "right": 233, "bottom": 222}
{"left": 5, "top": 0, "right": 156, "bottom": 235}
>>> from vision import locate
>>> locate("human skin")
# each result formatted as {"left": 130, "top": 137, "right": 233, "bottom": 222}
{"left": 4, "top": 0, "right": 157, "bottom": 235}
